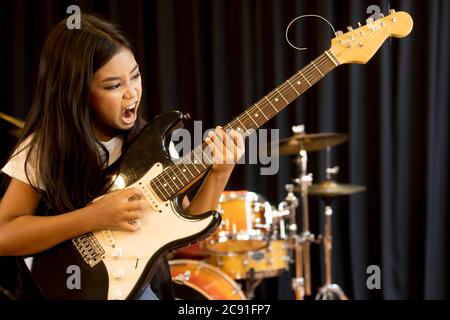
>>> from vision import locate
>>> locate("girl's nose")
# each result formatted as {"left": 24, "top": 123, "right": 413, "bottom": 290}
{"left": 123, "top": 83, "right": 137, "bottom": 100}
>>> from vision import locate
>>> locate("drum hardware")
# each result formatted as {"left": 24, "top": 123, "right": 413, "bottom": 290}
{"left": 0, "top": 111, "right": 25, "bottom": 129}
{"left": 279, "top": 182, "right": 316, "bottom": 300}
{"left": 292, "top": 124, "right": 314, "bottom": 298}
{"left": 173, "top": 270, "right": 191, "bottom": 284}
{"left": 310, "top": 151, "right": 365, "bottom": 300}
{"left": 275, "top": 125, "right": 355, "bottom": 300}
{"left": 314, "top": 197, "right": 349, "bottom": 300}
{"left": 244, "top": 268, "right": 263, "bottom": 300}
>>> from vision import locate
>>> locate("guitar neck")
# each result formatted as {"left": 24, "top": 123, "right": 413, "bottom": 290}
{"left": 150, "top": 51, "right": 338, "bottom": 201}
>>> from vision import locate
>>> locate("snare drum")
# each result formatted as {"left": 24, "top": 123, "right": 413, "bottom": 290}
{"left": 207, "top": 240, "right": 289, "bottom": 280}
{"left": 203, "top": 191, "right": 273, "bottom": 253}
{"left": 169, "top": 259, "right": 246, "bottom": 300}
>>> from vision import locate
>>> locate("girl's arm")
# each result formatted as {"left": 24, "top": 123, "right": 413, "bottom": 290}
{"left": 0, "top": 178, "right": 145, "bottom": 256}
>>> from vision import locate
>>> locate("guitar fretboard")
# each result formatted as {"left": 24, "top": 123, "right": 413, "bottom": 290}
{"left": 150, "top": 51, "right": 338, "bottom": 201}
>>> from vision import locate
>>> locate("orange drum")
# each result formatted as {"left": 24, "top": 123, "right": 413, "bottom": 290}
{"left": 169, "top": 259, "right": 246, "bottom": 300}
{"left": 203, "top": 191, "right": 273, "bottom": 254}
{"left": 207, "top": 240, "right": 289, "bottom": 280}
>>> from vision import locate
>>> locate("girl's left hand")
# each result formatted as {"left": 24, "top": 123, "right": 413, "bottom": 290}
{"left": 205, "top": 126, "right": 245, "bottom": 174}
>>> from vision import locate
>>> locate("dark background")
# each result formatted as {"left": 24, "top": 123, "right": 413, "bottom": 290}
{"left": 0, "top": 0, "right": 448, "bottom": 300}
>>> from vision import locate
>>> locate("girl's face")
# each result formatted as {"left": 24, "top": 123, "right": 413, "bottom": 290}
{"left": 89, "top": 47, "right": 142, "bottom": 141}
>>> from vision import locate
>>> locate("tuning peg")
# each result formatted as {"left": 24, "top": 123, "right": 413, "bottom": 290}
{"left": 347, "top": 26, "right": 353, "bottom": 31}
{"left": 366, "top": 17, "right": 374, "bottom": 24}
{"left": 335, "top": 30, "right": 343, "bottom": 36}
{"left": 357, "top": 22, "right": 362, "bottom": 27}
{"left": 388, "top": 9, "right": 396, "bottom": 14}
{"left": 379, "top": 13, "right": 385, "bottom": 18}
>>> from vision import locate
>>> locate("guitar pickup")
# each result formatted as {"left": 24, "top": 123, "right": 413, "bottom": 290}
{"left": 137, "top": 183, "right": 162, "bottom": 211}
{"left": 102, "top": 230, "right": 116, "bottom": 247}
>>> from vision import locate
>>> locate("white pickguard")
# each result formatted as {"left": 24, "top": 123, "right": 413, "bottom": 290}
{"left": 92, "top": 163, "right": 214, "bottom": 300}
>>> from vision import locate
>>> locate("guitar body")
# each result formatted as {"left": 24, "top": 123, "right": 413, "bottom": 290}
{"left": 31, "top": 111, "right": 222, "bottom": 300}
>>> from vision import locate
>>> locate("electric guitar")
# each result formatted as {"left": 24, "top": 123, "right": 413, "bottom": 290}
{"left": 30, "top": 10, "right": 412, "bottom": 299}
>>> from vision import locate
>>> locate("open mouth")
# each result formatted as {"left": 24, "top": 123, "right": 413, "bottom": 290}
{"left": 121, "top": 102, "right": 138, "bottom": 125}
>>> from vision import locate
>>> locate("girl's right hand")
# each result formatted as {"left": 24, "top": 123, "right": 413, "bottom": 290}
{"left": 88, "top": 188, "right": 147, "bottom": 232}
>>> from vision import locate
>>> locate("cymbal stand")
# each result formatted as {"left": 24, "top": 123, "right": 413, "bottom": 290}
{"left": 244, "top": 269, "right": 263, "bottom": 300}
{"left": 295, "top": 125, "right": 316, "bottom": 298}
{"left": 315, "top": 147, "right": 348, "bottom": 300}
{"left": 278, "top": 184, "right": 304, "bottom": 299}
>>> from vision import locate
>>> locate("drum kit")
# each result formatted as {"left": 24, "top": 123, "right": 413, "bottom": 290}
{"left": 170, "top": 124, "right": 366, "bottom": 300}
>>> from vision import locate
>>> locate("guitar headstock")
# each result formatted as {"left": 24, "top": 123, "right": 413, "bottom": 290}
{"left": 330, "top": 10, "right": 413, "bottom": 65}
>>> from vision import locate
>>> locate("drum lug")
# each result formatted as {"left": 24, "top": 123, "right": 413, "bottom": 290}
{"left": 174, "top": 270, "right": 191, "bottom": 284}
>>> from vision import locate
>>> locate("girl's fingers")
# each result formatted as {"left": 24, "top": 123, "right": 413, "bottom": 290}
{"left": 205, "top": 127, "right": 244, "bottom": 165}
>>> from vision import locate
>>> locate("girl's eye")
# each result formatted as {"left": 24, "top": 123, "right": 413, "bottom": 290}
{"left": 105, "top": 83, "right": 121, "bottom": 90}
{"left": 132, "top": 72, "right": 141, "bottom": 80}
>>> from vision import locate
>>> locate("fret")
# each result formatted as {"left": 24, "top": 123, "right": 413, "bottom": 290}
{"left": 184, "top": 165, "right": 196, "bottom": 179}
{"left": 275, "top": 87, "right": 289, "bottom": 104}
{"left": 186, "top": 150, "right": 201, "bottom": 177}
{"left": 150, "top": 180, "right": 168, "bottom": 201}
{"left": 325, "top": 50, "right": 339, "bottom": 66}
{"left": 245, "top": 109, "right": 259, "bottom": 128}
{"left": 171, "top": 169, "right": 184, "bottom": 188}
{"left": 188, "top": 163, "right": 201, "bottom": 175}
{"left": 286, "top": 79, "right": 300, "bottom": 95}
{"left": 202, "top": 145, "right": 213, "bottom": 165}
{"left": 298, "top": 70, "right": 311, "bottom": 86}
{"left": 311, "top": 61, "right": 324, "bottom": 76}
{"left": 192, "top": 149, "right": 207, "bottom": 169}
{"left": 264, "top": 95, "right": 279, "bottom": 113}
{"left": 236, "top": 116, "right": 248, "bottom": 132}
{"left": 160, "top": 173, "right": 175, "bottom": 194}
{"left": 254, "top": 103, "right": 269, "bottom": 121}
{"left": 178, "top": 164, "right": 190, "bottom": 182}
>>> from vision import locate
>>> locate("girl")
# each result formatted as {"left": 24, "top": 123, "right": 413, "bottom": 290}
{"left": 0, "top": 14, "right": 244, "bottom": 300}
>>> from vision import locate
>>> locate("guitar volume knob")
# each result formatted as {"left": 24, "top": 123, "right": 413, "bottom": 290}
{"left": 111, "top": 247, "right": 123, "bottom": 259}
{"left": 112, "top": 268, "right": 125, "bottom": 280}
{"left": 111, "top": 288, "right": 124, "bottom": 300}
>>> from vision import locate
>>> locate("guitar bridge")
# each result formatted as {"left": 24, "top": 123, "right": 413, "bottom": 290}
{"left": 72, "top": 233, "right": 105, "bottom": 267}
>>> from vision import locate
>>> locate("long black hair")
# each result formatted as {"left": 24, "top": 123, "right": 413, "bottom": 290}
{"left": 15, "top": 14, "right": 144, "bottom": 212}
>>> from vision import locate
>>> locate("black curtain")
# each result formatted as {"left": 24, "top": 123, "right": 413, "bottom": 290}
{"left": 0, "top": 0, "right": 448, "bottom": 300}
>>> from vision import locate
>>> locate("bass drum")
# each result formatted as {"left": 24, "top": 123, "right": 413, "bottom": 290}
{"left": 169, "top": 259, "right": 246, "bottom": 300}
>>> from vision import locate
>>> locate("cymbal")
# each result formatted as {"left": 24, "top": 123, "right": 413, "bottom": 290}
{"left": 296, "top": 180, "right": 366, "bottom": 197}
{"left": 0, "top": 112, "right": 25, "bottom": 129}
{"left": 273, "top": 133, "right": 348, "bottom": 155}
